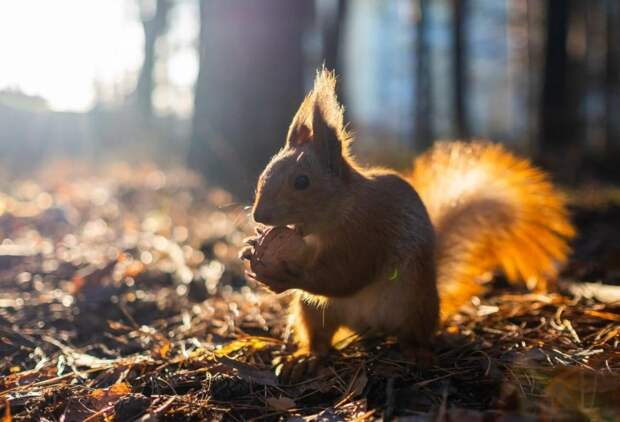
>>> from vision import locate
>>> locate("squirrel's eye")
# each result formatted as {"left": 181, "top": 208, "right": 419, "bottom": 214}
{"left": 294, "top": 175, "right": 310, "bottom": 190}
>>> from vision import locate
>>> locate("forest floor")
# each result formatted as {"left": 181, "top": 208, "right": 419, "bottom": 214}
{"left": 0, "top": 162, "right": 619, "bottom": 421}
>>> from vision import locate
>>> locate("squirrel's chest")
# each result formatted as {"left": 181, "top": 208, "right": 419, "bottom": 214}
{"left": 333, "top": 268, "right": 416, "bottom": 333}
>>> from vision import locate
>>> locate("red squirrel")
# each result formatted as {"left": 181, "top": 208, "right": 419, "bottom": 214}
{"left": 242, "top": 69, "right": 575, "bottom": 365}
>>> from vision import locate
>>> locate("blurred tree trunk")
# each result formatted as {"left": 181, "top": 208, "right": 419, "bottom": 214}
{"left": 414, "top": 0, "right": 433, "bottom": 151}
{"left": 525, "top": 0, "right": 545, "bottom": 154}
{"left": 606, "top": 0, "right": 620, "bottom": 152}
{"left": 189, "top": 0, "right": 312, "bottom": 199}
{"left": 321, "top": 0, "right": 348, "bottom": 113}
{"left": 584, "top": 1, "right": 607, "bottom": 151}
{"left": 452, "top": 0, "right": 468, "bottom": 139}
{"left": 323, "top": 0, "right": 348, "bottom": 77}
{"left": 134, "top": 0, "right": 171, "bottom": 119}
{"left": 508, "top": 0, "right": 544, "bottom": 153}
{"left": 540, "top": 0, "right": 582, "bottom": 151}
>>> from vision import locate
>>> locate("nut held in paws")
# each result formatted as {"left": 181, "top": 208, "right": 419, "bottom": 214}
{"left": 250, "top": 226, "right": 306, "bottom": 279}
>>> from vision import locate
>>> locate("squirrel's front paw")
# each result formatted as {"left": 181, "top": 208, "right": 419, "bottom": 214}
{"left": 239, "top": 245, "right": 254, "bottom": 261}
{"left": 238, "top": 231, "right": 262, "bottom": 261}
{"left": 240, "top": 226, "right": 306, "bottom": 292}
{"left": 245, "top": 262, "right": 303, "bottom": 293}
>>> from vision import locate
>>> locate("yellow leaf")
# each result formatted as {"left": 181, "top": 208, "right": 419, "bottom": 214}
{"left": 215, "top": 336, "right": 278, "bottom": 357}
{"left": 109, "top": 383, "right": 132, "bottom": 395}
{"left": 159, "top": 341, "right": 171, "bottom": 359}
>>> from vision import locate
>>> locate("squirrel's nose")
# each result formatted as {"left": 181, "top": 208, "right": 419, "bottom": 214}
{"left": 253, "top": 207, "right": 273, "bottom": 225}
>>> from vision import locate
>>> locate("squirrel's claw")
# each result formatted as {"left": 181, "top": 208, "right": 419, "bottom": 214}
{"left": 242, "top": 236, "right": 259, "bottom": 246}
{"left": 274, "top": 353, "right": 324, "bottom": 385}
{"left": 239, "top": 246, "right": 253, "bottom": 261}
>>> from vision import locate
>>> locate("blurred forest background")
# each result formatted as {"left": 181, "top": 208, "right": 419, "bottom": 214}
{"left": 2, "top": 3, "right": 620, "bottom": 419}
{"left": 1, "top": 0, "right": 619, "bottom": 198}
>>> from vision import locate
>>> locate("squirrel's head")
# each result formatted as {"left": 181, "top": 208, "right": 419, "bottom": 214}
{"left": 252, "top": 69, "right": 354, "bottom": 233}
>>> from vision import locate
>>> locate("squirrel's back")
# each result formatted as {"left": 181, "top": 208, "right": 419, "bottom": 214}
{"left": 409, "top": 141, "right": 575, "bottom": 318}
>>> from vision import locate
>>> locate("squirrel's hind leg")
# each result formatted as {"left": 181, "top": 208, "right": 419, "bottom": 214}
{"left": 397, "top": 313, "right": 436, "bottom": 369}
{"left": 395, "top": 269, "right": 438, "bottom": 369}
{"left": 291, "top": 293, "right": 339, "bottom": 356}
{"left": 277, "top": 294, "right": 339, "bottom": 384}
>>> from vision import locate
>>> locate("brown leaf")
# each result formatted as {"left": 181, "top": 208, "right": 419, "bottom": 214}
{"left": 90, "top": 383, "right": 132, "bottom": 410}
{"left": 266, "top": 396, "right": 296, "bottom": 411}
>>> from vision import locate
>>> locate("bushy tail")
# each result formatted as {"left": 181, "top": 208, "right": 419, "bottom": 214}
{"left": 408, "top": 141, "right": 575, "bottom": 319}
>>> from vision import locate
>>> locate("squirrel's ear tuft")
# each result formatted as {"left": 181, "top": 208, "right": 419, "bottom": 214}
{"left": 286, "top": 68, "right": 351, "bottom": 175}
{"left": 311, "top": 68, "right": 344, "bottom": 135}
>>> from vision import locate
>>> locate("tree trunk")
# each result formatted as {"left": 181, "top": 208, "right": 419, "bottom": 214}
{"left": 134, "top": 0, "right": 171, "bottom": 119}
{"left": 584, "top": 0, "right": 607, "bottom": 151}
{"left": 540, "top": 0, "right": 580, "bottom": 151}
{"left": 322, "top": 0, "right": 348, "bottom": 75}
{"left": 606, "top": 0, "right": 620, "bottom": 152}
{"left": 414, "top": 0, "right": 433, "bottom": 151}
{"left": 189, "top": 0, "right": 312, "bottom": 199}
{"left": 321, "top": 0, "right": 348, "bottom": 107}
{"left": 525, "top": 0, "right": 546, "bottom": 154}
{"left": 452, "top": 0, "right": 468, "bottom": 139}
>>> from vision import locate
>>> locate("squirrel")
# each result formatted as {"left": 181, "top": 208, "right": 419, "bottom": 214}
{"left": 243, "top": 69, "right": 575, "bottom": 367}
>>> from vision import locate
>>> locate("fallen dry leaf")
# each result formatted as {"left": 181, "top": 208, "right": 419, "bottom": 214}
{"left": 266, "top": 396, "right": 296, "bottom": 411}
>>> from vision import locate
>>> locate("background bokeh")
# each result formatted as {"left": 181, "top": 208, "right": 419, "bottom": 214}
{"left": 1, "top": 3, "right": 620, "bottom": 420}
{"left": 1, "top": 0, "right": 619, "bottom": 197}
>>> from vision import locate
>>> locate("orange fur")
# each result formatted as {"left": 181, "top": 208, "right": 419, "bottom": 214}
{"left": 409, "top": 141, "right": 575, "bottom": 319}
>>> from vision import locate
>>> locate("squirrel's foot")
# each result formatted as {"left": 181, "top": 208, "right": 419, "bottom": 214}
{"left": 273, "top": 352, "right": 327, "bottom": 385}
